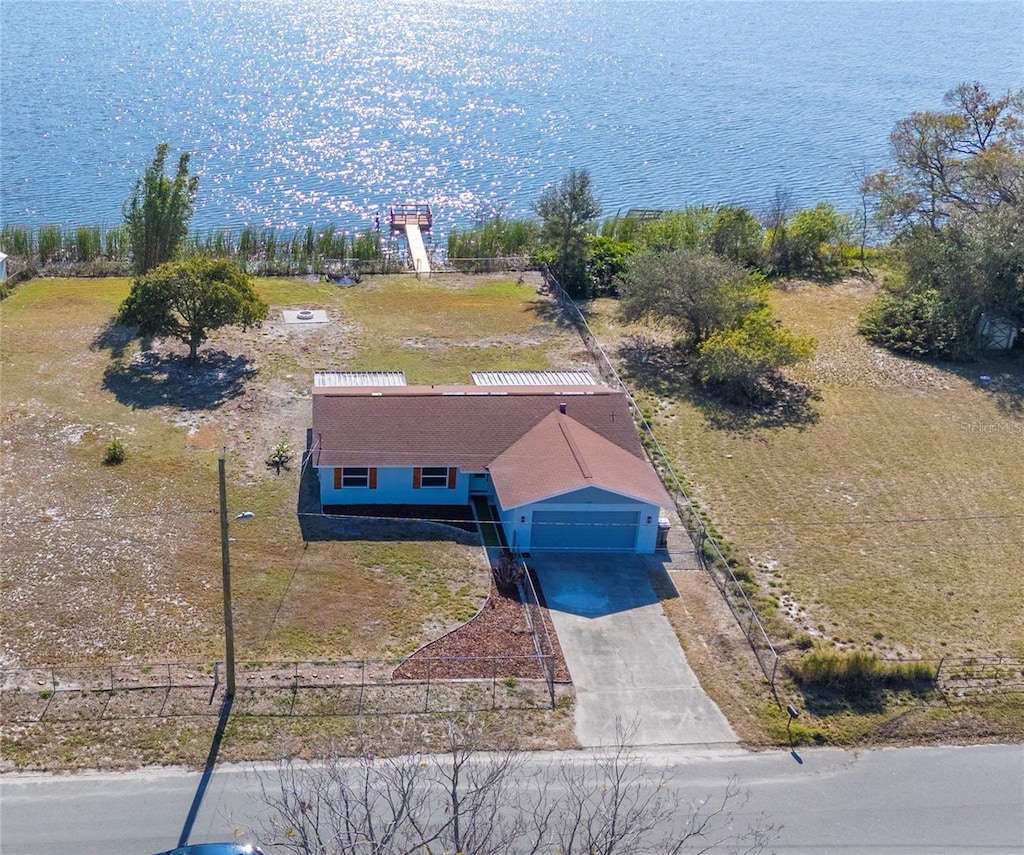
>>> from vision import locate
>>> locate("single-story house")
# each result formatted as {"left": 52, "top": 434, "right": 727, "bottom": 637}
{"left": 311, "top": 371, "right": 674, "bottom": 553}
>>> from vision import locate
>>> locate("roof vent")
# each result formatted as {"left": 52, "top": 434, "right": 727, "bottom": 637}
{"left": 559, "top": 402, "right": 567, "bottom": 414}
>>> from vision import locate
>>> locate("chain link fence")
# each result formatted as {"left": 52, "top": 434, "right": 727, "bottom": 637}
{"left": 1, "top": 658, "right": 567, "bottom": 723}
{"left": 541, "top": 269, "right": 782, "bottom": 688}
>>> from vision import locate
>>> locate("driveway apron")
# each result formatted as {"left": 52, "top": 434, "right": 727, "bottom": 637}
{"left": 531, "top": 553, "right": 737, "bottom": 748}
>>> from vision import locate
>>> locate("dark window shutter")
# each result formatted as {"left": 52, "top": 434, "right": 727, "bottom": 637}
{"left": 334, "top": 468, "right": 342, "bottom": 490}
{"left": 413, "top": 467, "right": 421, "bottom": 489}
{"left": 369, "top": 467, "right": 378, "bottom": 489}
{"left": 447, "top": 467, "right": 457, "bottom": 489}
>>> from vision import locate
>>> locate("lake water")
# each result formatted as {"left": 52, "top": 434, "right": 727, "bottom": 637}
{"left": 1, "top": 0, "right": 1022, "bottom": 237}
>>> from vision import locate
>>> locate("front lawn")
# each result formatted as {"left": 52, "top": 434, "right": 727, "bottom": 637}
{"left": 0, "top": 272, "right": 589, "bottom": 668}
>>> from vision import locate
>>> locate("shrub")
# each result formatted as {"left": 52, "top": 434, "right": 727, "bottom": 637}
{"left": 694, "top": 309, "right": 816, "bottom": 403}
{"left": 794, "top": 633, "right": 815, "bottom": 650}
{"left": 103, "top": 440, "right": 127, "bottom": 465}
{"left": 790, "top": 649, "right": 936, "bottom": 693}
{"left": 858, "top": 285, "right": 968, "bottom": 359}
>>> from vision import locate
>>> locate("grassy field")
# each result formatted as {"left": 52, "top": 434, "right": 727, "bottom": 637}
{"left": 587, "top": 278, "right": 1024, "bottom": 660}
{"left": 0, "top": 272, "right": 590, "bottom": 670}
{"left": 3, "top": 270, "right": 1021, "bottom": 765}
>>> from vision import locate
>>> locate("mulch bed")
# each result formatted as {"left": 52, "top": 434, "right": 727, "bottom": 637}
{"left": 394, "top": 577, "right": 571, "bottom": 683}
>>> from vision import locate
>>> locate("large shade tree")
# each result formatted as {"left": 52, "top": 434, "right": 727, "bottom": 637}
{"left": 123, "top": 143, "right": 199, "bottom": 275}
{"left": 860, "top": 83, "right": 1024, "bottom": 357}
{"left": 117, "top": 255, "right": 268, "bottom": 360}
{"left": 617, "top": 249, "right": 815, "bottom": 403}
{"left": 618, "top": 249, "right": 765, "bottom": 347}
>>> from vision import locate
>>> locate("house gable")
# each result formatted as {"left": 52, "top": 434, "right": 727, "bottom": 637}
{"left": 534, "top": 485, "right": 640, "bottom": 505}
{"left": 487, "top": 411, "right": 673, "bottom": 511}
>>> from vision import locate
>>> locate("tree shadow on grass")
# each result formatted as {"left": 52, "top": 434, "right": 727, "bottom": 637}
{"left": 102, "top": 349, "right": 256, "bottom": 411}
{"left": 525, "top": 295, "right": 581, "bottom": 334}
{"left": 617, "top": 335, "right": 821, "bottom": 434}
{"left": 91, "top": 318, "right": 138, "bottom": 361}
{"left": 942, "top": 352, "right": 1024, "bottom": 418}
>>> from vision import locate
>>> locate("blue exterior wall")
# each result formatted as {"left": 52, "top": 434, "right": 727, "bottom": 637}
{"left": 318, "top": 466, "right": 472, "bottom": 506}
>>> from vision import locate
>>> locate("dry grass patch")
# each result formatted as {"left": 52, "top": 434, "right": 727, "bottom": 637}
{"left": 589, "top": 280, "right": 1024, "bottom": 659}
{"left": 1, "top": 272, "right": 590, "bottom": 674}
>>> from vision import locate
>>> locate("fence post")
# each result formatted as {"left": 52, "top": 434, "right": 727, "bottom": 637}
{"left": 935, "top": 656, "right": 945, "bottom": 682}
{"left": 425, "top": 657, "right": 431, "bottom": 713}
{"left": 357, "top": 660, "right": 365, "bottom": 717}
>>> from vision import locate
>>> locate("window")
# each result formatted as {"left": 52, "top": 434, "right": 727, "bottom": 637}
{"left": 343, "top": 467, "right": 370, "bottom": 488}
{"left": 334, "top": 467, "right": 376, "bottom": 489}
{"left": 420, "top": 466, "right": 450, "bottom": 488}
{"left": 414, "top": 466, "right": 455, "bottom": 489}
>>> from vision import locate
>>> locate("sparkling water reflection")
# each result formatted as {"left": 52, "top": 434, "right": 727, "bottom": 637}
{"left": 1, "top": 0, "right": 1021, "bottom": 236}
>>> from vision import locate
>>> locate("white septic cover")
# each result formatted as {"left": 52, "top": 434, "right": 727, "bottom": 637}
{"left": 283, "top": 309, "right": 329, "bottom": 324}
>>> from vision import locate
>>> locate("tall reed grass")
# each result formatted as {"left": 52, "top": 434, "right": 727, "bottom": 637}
{"left": 38, "top": 224, "right": 65, "bottom": 263}
{"left": 1, "top": 225, "right": 34, "bottom": 258}
{"left": 75, "top": 225, "right": 102, "bottom": 262}
{"left": 447, "top": 215, "right": 540, "bottom": 258}
{"left": 790, "top": 649, "right": 937, "bottom": 693}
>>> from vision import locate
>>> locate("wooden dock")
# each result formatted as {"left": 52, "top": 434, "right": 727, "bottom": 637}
{"left": 390, "top": 203, "right": 433, "bottom": 275}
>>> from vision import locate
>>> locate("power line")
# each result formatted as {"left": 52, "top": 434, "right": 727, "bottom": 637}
{"left": 722, "top": 512, "right": 1024, "bottom": 528}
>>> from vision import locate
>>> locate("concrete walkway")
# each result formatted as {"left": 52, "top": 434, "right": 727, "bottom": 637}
{"left": 531, "top": 553, "right": 737, "bottom": 748}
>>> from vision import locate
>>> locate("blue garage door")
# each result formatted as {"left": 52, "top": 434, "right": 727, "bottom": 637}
{"left": 531, "top": 510, "right": 639, "bottom": 552}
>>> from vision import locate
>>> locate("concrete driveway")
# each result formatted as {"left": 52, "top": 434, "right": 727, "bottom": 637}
{"left": 531, "top": 552, "right": 737, "bottom": 748}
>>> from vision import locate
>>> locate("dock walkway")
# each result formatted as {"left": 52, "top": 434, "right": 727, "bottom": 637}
{"left": 390, "top": 202, "right": 433, "bottom": 275}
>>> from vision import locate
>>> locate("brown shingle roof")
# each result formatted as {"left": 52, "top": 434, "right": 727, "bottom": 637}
{"left": 488, "top": 412, "right": 674, "bottom": 509}
{"left": 313, "top": 384, "right": 644, "bottom": 469}
{"left": 312, "top": 383, "right": 670, "bottom": 508}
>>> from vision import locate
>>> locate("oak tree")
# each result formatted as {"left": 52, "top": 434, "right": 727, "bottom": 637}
{"left": 117, "top": 255, "right": 268, "bottom": 360}
{"left": 617, "top": 249, "right": 765, "bottom": 347}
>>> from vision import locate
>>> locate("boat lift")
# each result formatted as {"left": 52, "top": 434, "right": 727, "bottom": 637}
{"left": 389, "top": 202, "right": 433, "bottom": 275}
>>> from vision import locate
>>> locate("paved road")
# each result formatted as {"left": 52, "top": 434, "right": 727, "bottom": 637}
{"left": 5, "top": 744, "right": 1022, "bottom": 854}
{"left": 531, "top": 552, "right": 736, "bottom": 747}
